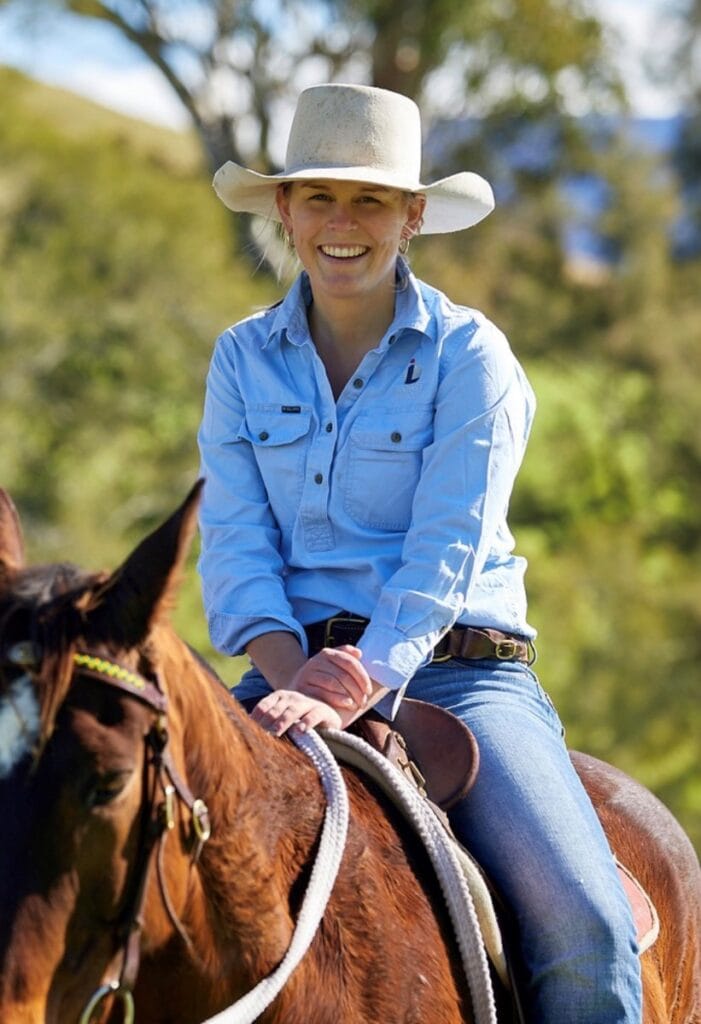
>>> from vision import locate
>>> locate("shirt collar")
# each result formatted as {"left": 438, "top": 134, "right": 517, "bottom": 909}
{"left": 262, "top": 258, "right": 433, "bottom": 351}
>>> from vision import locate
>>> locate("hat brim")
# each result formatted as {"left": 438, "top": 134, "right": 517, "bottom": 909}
{"left": 212, "top": 162, "right": 494, "bottom": 234}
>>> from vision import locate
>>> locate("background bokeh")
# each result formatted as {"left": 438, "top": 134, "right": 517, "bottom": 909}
{"left": 1, "top": 0, "right": 699, "bottom": 849}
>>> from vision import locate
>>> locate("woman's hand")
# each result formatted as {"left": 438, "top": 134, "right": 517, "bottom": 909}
{"left": 251, "top": 689, "right": 345, "bottom": 737}
{"left": 289, "top": 644, "right": 373, "bottom": 711}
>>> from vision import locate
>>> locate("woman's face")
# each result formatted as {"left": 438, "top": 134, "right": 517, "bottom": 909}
{"left": 276, "top": 179, "right": 425, "bottom": 306}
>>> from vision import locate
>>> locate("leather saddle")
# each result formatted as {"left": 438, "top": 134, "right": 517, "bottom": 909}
{"left": 352, "top": 701, "right": 660, "bottom": 956}
{"left": 349, "top": 696, "right": 480, "bottom": 810}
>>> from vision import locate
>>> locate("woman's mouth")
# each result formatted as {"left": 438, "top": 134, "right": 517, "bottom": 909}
{"left": 319, "top": 245, "right": 369, "bottom": 259}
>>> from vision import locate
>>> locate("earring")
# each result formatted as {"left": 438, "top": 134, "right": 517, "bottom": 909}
{"left": 399, "top": 236, "right": 410, "bottom": 255}
{"left": 285, "top": 231, "right": 295, "bottom": 250}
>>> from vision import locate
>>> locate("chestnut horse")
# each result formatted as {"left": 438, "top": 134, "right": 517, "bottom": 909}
{"left": 0, "top": 483, "right": 699, "bottom": 1024}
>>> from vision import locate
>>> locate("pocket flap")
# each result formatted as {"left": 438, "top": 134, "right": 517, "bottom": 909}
{"left": 239, "top": 406, "right": 312, "bottom": 446}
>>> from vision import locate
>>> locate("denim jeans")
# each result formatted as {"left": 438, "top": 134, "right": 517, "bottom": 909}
{"left": 236, "top": 659, "right": 643, "bottom": 1022}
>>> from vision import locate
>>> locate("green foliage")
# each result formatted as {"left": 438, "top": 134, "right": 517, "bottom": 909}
{"left": 1, "top": 68, "right": 699, "bottom": 852}
{"left": 0, "top": 67, "right": 275, "bottom": 679}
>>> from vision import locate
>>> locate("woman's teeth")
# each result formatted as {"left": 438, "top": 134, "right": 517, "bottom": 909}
{"left": 320, "top": 245, "right": 368, "bottom": 258}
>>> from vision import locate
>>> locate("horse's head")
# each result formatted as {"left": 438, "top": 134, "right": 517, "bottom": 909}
{"left": 0, "top": 483, "right": 205, "bottom": 1024}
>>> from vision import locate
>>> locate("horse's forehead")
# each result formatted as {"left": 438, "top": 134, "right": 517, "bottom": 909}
{"left": 0, "top": 565, "right": 103, "bottom": 650}
{"left": 0, "top": 673, "right": 40, "bottom": 779}
{"left": 1, "top": 563, "right": 93, "bottom": 605}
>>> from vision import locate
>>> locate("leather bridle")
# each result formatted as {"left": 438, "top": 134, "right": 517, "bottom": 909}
{"left": 3, "top": 643, "right": 212, "bottom": 1024}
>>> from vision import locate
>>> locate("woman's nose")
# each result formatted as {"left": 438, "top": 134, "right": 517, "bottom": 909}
{"left": 328, "top": 203, "right": 356, "bottom": 229}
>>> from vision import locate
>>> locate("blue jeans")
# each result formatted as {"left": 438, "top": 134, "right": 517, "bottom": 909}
{"left": 236, "top": 659, "right": 643, "bottom": 1022}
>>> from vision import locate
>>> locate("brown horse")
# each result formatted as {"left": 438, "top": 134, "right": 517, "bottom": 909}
{"left": 0, "top": 483, "right": 699, "bottom": 1024}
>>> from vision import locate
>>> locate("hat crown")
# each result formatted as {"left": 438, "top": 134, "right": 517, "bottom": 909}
{"left": 284, "top": 84, "right": 422, "bottom": 186}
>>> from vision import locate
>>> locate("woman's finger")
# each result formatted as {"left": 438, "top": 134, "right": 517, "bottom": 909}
{"left": 321, "top": 647, "right": 374, "bottom": 695}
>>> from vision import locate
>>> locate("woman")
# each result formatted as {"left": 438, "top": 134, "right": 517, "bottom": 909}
{"left": 197, "top": 83, "right": 642, "bottom": 1022}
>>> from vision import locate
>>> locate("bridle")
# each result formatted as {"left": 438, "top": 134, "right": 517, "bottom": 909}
{"left": 4, "top": 642, "right": 212, "bottom": 1024}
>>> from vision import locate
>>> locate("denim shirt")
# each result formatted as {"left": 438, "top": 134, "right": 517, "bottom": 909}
{"left": 197, "top": 262, "right": 536, "bottom": 695}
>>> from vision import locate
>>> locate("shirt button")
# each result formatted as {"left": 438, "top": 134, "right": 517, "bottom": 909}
{"left": 314, "top": 473, "right": 323, "bottom": 484}
{"left": 258, "top": 431, "right": 269, "bottom": 441}
{"left": 325, "top": 422, "right": 333, "bottom": 433}
{"left": 352, "top": 377, "right": 364, "bottom": 389}
{"left": 391, "top": 431, "right": 402, "bottom": 443}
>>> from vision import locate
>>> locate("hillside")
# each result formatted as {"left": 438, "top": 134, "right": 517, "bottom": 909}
{"left": 0, "top": 66, "right": 276, "bottom": 674}
{"left": 1, "top": 68, "right": 700, "bottom": 847}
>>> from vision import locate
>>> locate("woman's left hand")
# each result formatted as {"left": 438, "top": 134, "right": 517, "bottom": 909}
{"left": 250, "top": 689, "right": 347, "bottom": 737}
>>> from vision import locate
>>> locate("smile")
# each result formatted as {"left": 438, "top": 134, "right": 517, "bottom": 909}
{"left": 319, "top": 245, "right": 369, "bottom": 259}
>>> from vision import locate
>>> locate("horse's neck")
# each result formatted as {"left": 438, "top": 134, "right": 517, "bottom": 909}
{"left": 160, "top": 636, "right": 326, "bottom": 980}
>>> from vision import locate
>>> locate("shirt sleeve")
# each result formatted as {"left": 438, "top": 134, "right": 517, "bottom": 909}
{"left": 358, "top": 317, "right": 535, "bottom": 699}
{"left": 197, "top": 334, "right": 306, "bottom": 655}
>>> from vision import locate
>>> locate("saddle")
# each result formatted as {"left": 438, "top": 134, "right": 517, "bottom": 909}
{"left": 350, "top": 700, "right": 660, "bottom": 956}
{"left": 349, "top": 697, "right": 480, "bottom": 810}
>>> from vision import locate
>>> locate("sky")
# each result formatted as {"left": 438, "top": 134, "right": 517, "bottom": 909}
{"left": 0, "top": 0, "right": 683, "bottom": 130}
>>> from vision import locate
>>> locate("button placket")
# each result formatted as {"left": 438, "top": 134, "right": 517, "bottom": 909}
{"left": 296, "top": 410, "right": 337, "bottom": 550}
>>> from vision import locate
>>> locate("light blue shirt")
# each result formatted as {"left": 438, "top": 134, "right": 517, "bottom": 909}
{"left": 197, "top": 262, "right": 536, "bottom": 695}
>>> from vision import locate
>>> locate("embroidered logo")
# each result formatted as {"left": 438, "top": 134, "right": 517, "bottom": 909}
{"left": 404, "top": 358, "right": 421, "bottom": 384}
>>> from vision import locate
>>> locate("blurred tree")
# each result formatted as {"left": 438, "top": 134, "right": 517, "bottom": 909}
{"left": 1, "top": 0, "right": 623, "bottom": 175}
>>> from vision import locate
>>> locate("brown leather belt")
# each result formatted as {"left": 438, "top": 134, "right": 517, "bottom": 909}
{"left": 304, "top": 615, "right": 535, "bottom": 664}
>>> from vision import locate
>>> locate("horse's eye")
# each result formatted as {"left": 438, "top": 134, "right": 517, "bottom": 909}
{"left": 84, "top": 770, "right": 131, "bottom": 809}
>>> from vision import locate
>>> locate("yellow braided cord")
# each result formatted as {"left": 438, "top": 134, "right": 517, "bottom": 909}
{"left": 73, "top": 652, "right": 146, "bottom": 691}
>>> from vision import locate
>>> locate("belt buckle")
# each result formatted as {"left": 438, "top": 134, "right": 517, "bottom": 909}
{"left": 324, "top": 615, "right": 364, "bottom": 649}
{"left": 494, "top": 639, "right": 519, "bottom": 660}
{"left": 324, "top": 615, "right": 344, "bottom": 648}
{"left": 431, "top": 632, "right": 453, "bottom": 663}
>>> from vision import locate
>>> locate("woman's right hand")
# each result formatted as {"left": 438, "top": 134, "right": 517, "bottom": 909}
{"left": 290, "top": 644, "right": 374, "bottom": 711}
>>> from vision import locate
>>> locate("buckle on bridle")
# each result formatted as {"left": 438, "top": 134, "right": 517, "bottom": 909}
{"left": 79, "top": 980, "right": 134, "bottom": 1024}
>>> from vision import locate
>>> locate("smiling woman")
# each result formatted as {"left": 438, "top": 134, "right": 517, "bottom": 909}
{"left": 195, "top": 82, "right": 648, "bottom": 1022}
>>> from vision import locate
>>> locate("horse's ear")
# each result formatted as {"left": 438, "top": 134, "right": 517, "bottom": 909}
{"left": 87, "top": 480, "right": 204, "bottom": 648}
{"left": 0, "top": 488, "right": 25, "bottom": 575}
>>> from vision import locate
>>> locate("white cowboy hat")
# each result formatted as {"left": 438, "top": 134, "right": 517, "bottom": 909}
{"left": 213, "top": 83, "right": 495, "bottom": 235}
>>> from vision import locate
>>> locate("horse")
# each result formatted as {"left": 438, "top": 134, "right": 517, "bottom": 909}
{"left": 0, "top": 482, "right": 699, "bottom": 1024}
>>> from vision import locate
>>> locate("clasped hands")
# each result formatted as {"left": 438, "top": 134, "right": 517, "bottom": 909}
{"left": 251, "top": 644, "right": 375, "bottom": 737}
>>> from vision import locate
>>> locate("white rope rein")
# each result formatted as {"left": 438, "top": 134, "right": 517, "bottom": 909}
{"left": 202, "top": 725, "right": 497, "bottom": 1024}
{"left": 201, "top": 727, "right": 349, "bottom": 1024}
{"left": 322, "top": 729, "right": 498, "bottom": 1024}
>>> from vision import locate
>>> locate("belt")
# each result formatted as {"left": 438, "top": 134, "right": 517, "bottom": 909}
{"left": 304, "top": 615, "right": 535, "bottom": 664}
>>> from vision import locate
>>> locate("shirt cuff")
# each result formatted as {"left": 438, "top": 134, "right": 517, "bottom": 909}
{"left": 358, "top": 625, "right": 432, "bottom": 690}
{"left": 208, "top": 611, "right": 307, "bottom": 657}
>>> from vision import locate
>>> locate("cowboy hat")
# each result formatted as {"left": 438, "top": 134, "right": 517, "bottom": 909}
{"left": 213, "top": 84, "right": 494, "bottom": 235}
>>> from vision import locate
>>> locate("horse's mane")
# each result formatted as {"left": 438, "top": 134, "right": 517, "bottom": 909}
{"left": 0, "top": 562, "right": 110, "bottom": 757}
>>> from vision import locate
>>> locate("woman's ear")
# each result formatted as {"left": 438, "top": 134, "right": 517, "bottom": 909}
{"left": 404, "top": 192, "right": 427, "bottom": 238}
{"left": 276, "top": 183, "right": 293, "bottom": 232}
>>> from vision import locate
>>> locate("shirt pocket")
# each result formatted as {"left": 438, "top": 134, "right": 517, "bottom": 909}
{"left": 344, "top": 411, "right": 433, "bottom": 530}
{"left": 237, "top": 405, "right": 313, "bottom": 525}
